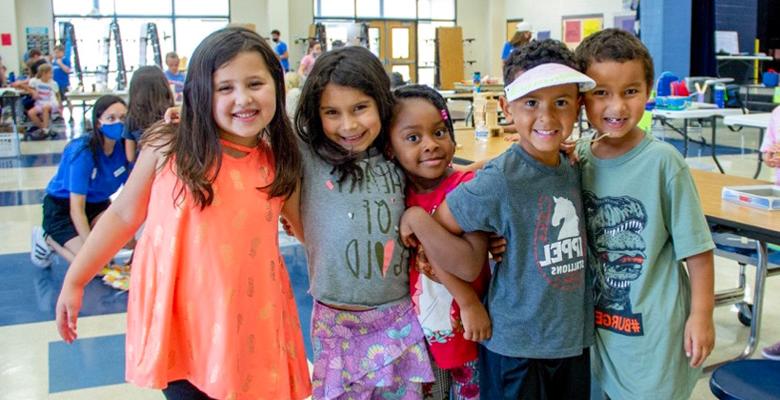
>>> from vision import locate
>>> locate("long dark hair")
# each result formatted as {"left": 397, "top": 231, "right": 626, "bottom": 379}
{"left": 295, "top": 46, "right": 394, "bottom": 183}
{"left": 126, "top": 66, "right": 173, "bottom": 136}
{"left": 85, "top": 95, "right": 126, "bottom": 162}
{"left": 147, "top": 27, "right": 301, "bottom": 209}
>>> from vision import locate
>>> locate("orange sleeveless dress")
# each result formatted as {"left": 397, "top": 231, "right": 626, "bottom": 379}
{"left": 125, "top": 140, "right": 311, "bottom": 400}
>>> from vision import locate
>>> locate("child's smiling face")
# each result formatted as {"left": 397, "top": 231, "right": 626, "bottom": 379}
{"left": 389, "top": 98, "right": 455, "bottom": 192}
{"left": 583, "top": 59, "right": 650, "bottom": 142}
{"left": 319, "top": 83, "right": 382, "bottom": 153}
{"left": 501, "top": 79, "right": 580, "bottom": 166}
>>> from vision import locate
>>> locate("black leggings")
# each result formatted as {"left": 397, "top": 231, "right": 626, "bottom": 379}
{"left": 162, "top": 380, "right": 216, "bottom": 400}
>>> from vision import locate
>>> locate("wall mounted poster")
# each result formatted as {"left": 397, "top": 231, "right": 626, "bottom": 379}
{"left": 25, "top": 27, "right": 49, "bottom": 55}
{"left": 562, "top": 14, "right": 603, "bottom": 48}
{"left": 564, "top": 20, "right": 581, "bottom": 44}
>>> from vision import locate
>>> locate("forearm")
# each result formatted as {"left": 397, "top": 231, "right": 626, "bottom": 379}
{"left": 65, "top": 207, "right": 141, "bottom": 288}
{"left": 687, "top": 250, "right": 715, "bottom": 315}
{"left": 125, "top": 141, "right": 137, "bottom": 163}
{"left": 280, "top": 182, "right": 305, "bottom": 242}
{"left": 453, "top": 159, "right": 488, "bottom": 173}
{"left": 406, "top": 207, "right": 485, "bottom": 281}
{"left": 69, "top": 208, "right": 91, "bottom": 242}
{"left": 429, "top": 260, "right": 483, "bottom": 308}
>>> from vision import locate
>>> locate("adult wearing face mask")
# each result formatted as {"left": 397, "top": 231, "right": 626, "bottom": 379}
{"left": 297, "top": 40, "right": 322, "bottom": 79}
{"left": 30, "top": 95, "right": 130, "bottom": 268}
{"left": 271, "top": 29, "right": 290, "bottom": 72}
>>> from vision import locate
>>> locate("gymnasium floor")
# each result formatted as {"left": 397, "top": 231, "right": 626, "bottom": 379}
{"left": 0, "top": 112, "right": 778, "bottom": 399}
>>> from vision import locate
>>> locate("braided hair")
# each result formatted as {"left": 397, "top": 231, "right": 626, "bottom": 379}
{"left": 503, "top": 39, "right": 577, "bottom": 84}
{"left": 392, "top": 84, "right": 455, "bottom": 142}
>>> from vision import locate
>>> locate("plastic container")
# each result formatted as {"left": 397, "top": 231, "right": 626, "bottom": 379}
{"left": 655, "top": 95, "right": 691, "bottom": 110}
{"left": 714, "top": 84, "right": 726, "bottom": 108}
{"left": 656, "top": 71, "right": 679, "bottom": 97}
{"left": 472, "top": 71, "right": 481, "bottom": 93}
{"left": 763, "top": 70, "right": 779, "bottom": 88}
{"left": 474, "top": 122, "right": 488, "bottom": 143}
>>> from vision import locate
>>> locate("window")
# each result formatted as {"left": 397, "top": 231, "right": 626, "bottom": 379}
{"left": 314, "top": 0, "right": 456, "bottom": 85}
{"left": 416, "top": 20, "right": 455, "bottom": 86}
{"left": 52, "top": 0, "right": 229, "bottom": 90}
{"left": 383, "top": 0, "right": 416, "bottom": 19}
{"left": 417, "top": 0, "right": 455, "bottom": 20}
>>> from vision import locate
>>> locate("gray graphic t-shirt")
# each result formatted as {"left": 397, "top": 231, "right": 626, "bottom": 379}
{"left": 447, "top": 144, "right": 594, "bottom": 359}
{"left": 300, "top": 143, "right": 410, "bottom": 307}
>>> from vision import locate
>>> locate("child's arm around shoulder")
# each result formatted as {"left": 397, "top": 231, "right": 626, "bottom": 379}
{"left": 684, "top": 250, "right": 715, "bottom": 368}
{"left": 400, "top": 200, "right": 488, "bottom": 282}
{"left": 281, "top": 180, "right": 304, "bottom": 243}
{"left": 56, "top": 141, "right": 164, "bottom": 343}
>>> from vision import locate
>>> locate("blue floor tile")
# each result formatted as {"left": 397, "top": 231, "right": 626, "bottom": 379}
{"left": 0, "top": 152, "right": 62, "bottom": 168}
{"left": 0, "top": 189, "right": 46, "bottom": 206}
{"left": 49, "top": 334, "right": 126, "bottom": 392}
{"left": 0, "top": 253, "right": 128, "bottom": 327}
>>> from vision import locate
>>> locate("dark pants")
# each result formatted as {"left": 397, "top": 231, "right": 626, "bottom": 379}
{"left": 478, "top": 345, "right": 590, "bottom": 400}
{"left": 162, "top": 380, "right": 216, "bottom": 400}
{"left": 41, "top": 194, "right": 110, "bottom": 246}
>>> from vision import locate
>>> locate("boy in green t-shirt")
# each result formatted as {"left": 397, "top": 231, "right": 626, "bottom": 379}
{"left": 574, "top": 29, "right": 716, "bottom": 399}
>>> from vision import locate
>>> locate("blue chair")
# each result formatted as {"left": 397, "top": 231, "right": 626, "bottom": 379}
{"left": 712, "top": 232, "right": 780, "bottom": 326}
{"left": 710, "top": 359, "right": 780, "bottom": 400}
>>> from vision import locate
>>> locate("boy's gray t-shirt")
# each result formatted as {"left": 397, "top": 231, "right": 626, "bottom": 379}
{"left": 447, "top": 144, "right": 594, "bottom": 359}
{"left": 300, "top": 143, "right": 410, "bottom": 307}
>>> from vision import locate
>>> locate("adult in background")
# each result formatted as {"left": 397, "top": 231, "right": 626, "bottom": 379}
{"left": 30, "top": 95, "right": 130, "bottom": 267}
{"left": 501, "top": 21, "right": 534, "bottom": 65}
{"left": 271, "top": 29, "right": 290, "bottom": 72}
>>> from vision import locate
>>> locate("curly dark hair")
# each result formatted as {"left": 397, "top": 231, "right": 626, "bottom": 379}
{"left": 503, "top": 39, "right": 577, "bottom": 84}
{"left": 574, "top": 28, "right": 654, "bottom": 87}
{"left": 295, "top": 46, "right": 394, "bottom": 184}
{"left": 392, "top": 84, "right": 455, "bottom": 142}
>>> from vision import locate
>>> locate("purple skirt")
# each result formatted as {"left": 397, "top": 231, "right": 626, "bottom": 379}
{"left": 311, "top": 299, "right": 435, "bottom": 399}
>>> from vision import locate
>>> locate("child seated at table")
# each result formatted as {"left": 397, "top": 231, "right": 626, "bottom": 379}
{"left": 27, "top": 63, "right": 60, "bottom": 136}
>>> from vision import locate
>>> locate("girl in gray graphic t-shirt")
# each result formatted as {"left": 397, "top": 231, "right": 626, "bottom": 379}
{"left": 285, "top": 46, "right": 434, "bottom": 400}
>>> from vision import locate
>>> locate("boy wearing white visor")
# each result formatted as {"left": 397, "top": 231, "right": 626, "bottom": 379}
{"left": 400, "top": 39, "right": 596, "bottom": 399}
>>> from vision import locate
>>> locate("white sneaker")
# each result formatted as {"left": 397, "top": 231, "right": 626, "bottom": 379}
{"left": 30, "top": 226, "right": 53, "bottom": 268}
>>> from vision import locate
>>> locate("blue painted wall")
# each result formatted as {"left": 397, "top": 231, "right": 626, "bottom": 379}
{"left": 715, "top": 0, "right": 758, "bottom": 53}
{"left": 641, "top": 0, "right": 693, "bottom": 80}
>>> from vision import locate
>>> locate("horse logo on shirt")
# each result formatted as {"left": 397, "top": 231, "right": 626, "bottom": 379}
{"left": 552, "top": 196, "right": 580, "bottom": 240}
{"left": 535, "top": 194, "right": 586, "bottom": 291}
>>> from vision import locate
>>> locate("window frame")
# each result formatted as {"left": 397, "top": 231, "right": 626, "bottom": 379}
{"left": 51, "top": 0, "right": 231, "bottom": 55}
{"left": 313, "top": 0, "right": 457, "bottom": 85}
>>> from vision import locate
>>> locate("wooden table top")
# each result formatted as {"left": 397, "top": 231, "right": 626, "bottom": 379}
{"left": 690, "top": 169, "right": 778, "bottom": 243}
{"left": 452, "top": 129, "right": 780, "bottom": 243}
{"left": 454, "top": 128, "right": 513, "bottom": 162}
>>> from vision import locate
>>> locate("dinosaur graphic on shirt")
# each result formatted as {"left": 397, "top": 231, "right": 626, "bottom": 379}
{"left": 584, "top": 191, "right": 648, "bottom": 336}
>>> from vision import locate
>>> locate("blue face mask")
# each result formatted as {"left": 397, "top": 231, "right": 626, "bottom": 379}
{"left": 101, "top": 122, "right": 124, "bottom": 141}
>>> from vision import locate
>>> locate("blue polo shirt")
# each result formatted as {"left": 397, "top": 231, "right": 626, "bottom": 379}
{"left": 46, "top": 136, "right": 130, "bottom": 203}
{"left": 501, "top": 41, "right": 513, "bottom": 61}
{"left": 164, "top": 70, "right": 185, "bottom": 94}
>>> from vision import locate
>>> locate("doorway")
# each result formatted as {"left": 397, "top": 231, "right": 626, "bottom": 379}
{"left": 364, "top": 20, "right": 417, "bottom": 83}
